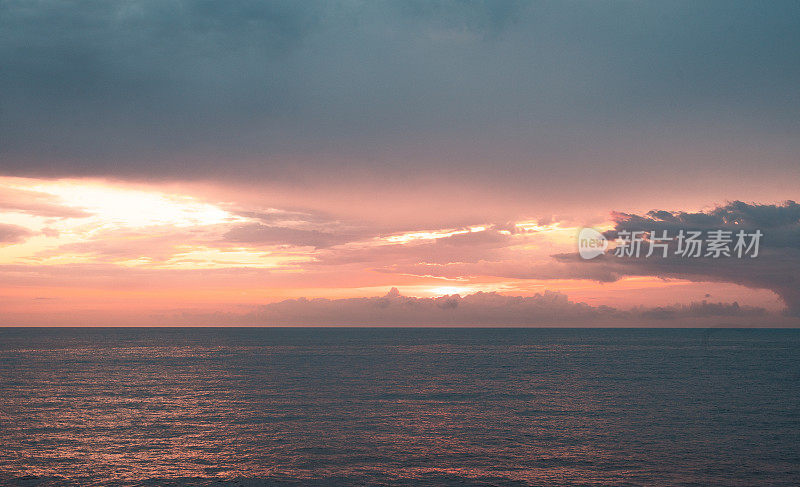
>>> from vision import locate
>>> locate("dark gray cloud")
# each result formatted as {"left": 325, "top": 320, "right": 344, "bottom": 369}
{"left": 559, "top": 201, "right": 800, "bottom": 315}
{"left": 606, "top": 200, "right": 800, "bottom": 249}
{"left": 1, "top": 0, "right": 799, "bottom": 194}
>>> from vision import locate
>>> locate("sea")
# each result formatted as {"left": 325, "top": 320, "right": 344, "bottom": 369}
{"left": 0, "top": 327, "right": 798, "bottom": 486}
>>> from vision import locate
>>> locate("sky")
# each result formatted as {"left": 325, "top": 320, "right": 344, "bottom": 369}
{"left": 0, "top": 0, "right": 798, "bottom": 326}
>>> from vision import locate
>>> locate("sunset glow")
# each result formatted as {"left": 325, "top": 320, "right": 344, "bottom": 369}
{"left": 2, "top": 2, "right": 800, "bottom": 485}
{"left": 0, "top": 1, "right": 797, "bottom": 328}
{"left": 0, "top": 174, "right": 793, "bottom": 325}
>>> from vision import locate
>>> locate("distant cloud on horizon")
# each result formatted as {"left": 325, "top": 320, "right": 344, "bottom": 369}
{"left": 175, "top": 288, "right": 775, "bottom": 327}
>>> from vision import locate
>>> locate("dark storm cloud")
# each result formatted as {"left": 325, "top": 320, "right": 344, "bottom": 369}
{"left": 1, "top": 0, "right": 799, "bottom": 184}
{"left": 605, "top": 201, "right": 800, "bottom": 249}
{"left": 556, "top": 201, "right": 800, "bottom": 315}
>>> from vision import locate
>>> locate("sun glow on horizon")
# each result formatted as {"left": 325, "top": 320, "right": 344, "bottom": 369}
{"left": 0, "top": 178, "right": 270, "bottom": 268}
{"left": 25, "top": 180, "right": 241, "bottom": 229}
{"left": 1, "top": 176, "right": 786, "bottom": 323}
{"left": 427, "top": 286, "right": 474, "bottom": 296}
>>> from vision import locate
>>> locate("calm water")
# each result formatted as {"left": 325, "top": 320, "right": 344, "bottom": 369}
{"left": 0, "top": 328, "right": 798, "bottom": 486}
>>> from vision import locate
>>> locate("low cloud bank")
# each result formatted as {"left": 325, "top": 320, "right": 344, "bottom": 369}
{"left": 188, "top": 288, "right": 773, "bottom": 327}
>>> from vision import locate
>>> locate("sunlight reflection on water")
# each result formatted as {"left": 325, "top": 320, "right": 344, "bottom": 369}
{"left": 0, "top": 328, "right": 798, "bottom": 486}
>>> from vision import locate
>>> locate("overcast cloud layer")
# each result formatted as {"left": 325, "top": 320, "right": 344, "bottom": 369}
{"left": 1, "top": 0, "right": 799, "bottom": 198}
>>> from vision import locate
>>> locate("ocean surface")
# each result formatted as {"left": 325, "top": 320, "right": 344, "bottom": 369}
{"left": 0, "top": 328, "right": 798, "bottom": 486}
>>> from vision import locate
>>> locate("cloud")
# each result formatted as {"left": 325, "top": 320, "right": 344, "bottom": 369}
{"left": 375, "top": 260, "right": 623, "bottom": 283}
{"left": 0, "top": 263, "right": 275, "bottom": 289}
{"left": 223, "top": 223, "right": 355, "bottom": 248}
{"left": 636, "top": 300, "right": 766, "bottom": 320}
{"left": 0, "top": 223, "right": 33, "bottom": 244}
{"left": 311, "top": 227, "right": 519, "bottom": 269}
{"left": 0, "top": 187, "right": 91, "bottom": 218}
{"left": 185, "top": 288, "right": 772, "bottom": 326}
{"left": 44, "top": 230, "right": 198, "bottom": 262}
{"left": 241, "top": 288, "right": 609, "bottom": 325}
{"left": 605, "top": 200, "right": 800, "bottom": 249}
{"left": 556, "top": 201, "right": 800, "bottom": 315}
{"left": 0, "top": 0, "right": 798, "bottom": 206}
